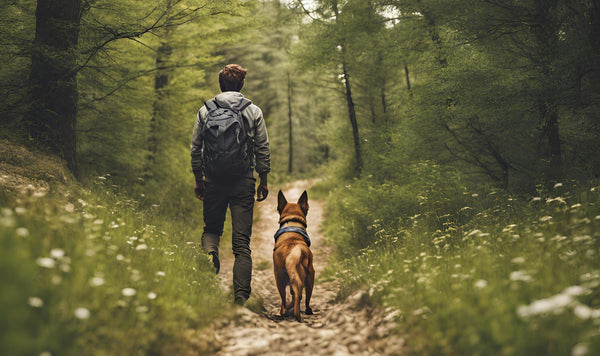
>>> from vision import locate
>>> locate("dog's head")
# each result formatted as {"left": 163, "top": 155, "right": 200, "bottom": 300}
{"left": 277, "top": 190, "right": 309, "bottom": 224}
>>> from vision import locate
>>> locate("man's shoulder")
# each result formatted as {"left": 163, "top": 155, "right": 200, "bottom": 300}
{"left": 243, "top": 103, "right": 262, "bottom": 119}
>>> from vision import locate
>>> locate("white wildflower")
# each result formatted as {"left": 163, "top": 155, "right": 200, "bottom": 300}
{"left": 553, "top": 182, "right": 563, "bottom": 188}
{"left": 540, "top": 216, "right": 553, "bottom": 222}
{"left": 532, "top": 197, "right": 542, "bottom": 202}
{"left": 121, "top": 288, "right": 136, "bottom": 297}
{"left": 39, "top": 351, "right": 52, "bottom": 356}
{"left": 50, "top": 248, "right": 65, "bottom": 259}
{"left": 517, "top": 293, "right": 573, "bottom": 317}
{"left": 135, "top": 244, "right": 148, "bottom": 251}
{"left": 16, "top": 227, "right": 30, "bottom": 237}
{"left": 474, "top": 280, "right": 488, "bottom": 289}
{"left": 136, "top": 306, "right": 148, "bottom": 313}
{"left": 570, "top": 203, "right": 582, "bottom": 209}
{"left": 28, "top": 297, "right": 44, "bottom": 308}
{"left": 64, "top": 203, "right": 75, "bottom": 213}
{"left": 15, "top": 207, "right": 26, "bottom": 215}
{"left": 74, "top": 307, "right": 90, "bottom": 320}
{"left": 36, "top": 257, "right": 55, "bottom": 269}
{"left": 116, "top": 254, "right": 124, "bottom": 261}
{"left": 89, "top": 277, "right": 105, "bottom": 287}
{"left": 572, "top": 343, "right": 588, "bottom": 356}
{"left": 472, "top": 193, "right": 479, "bottom": 197}
{"left": 93, "top": 219, "right": 104, "bottom": 225}
{"left": 511, "top": 257, "right": 526, "bottom": 264}
{"left": 564, "top": 286, "right": 589, "bottom": 296}
{"left": 574, "top": 305, "right": 593, "bottom": 320}
{"left": 147, "top": 292, "right": 157, "bottom": 300}
{"left": 155, "top": 271, "right": 165, "bottom": 277}
{"left": 510, "top": 270, "right": 532, "bottom": 282}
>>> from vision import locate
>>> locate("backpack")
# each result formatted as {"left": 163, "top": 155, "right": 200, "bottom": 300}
{"left": 201, "top": 99, "right": 252, "bottom": 179}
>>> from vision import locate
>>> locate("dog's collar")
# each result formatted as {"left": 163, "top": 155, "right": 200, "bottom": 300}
{"left": 278, "top": 215, "right": 307, "bottom": 228}
{"left": 274, "top": 226, "right": 311, "bottom": 247}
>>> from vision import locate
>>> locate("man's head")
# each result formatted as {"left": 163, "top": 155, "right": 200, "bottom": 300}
{"left": 219, "top": 64, "right": 246, "bottom": 92}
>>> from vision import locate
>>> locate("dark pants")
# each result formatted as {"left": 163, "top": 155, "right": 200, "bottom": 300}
{"left": 201, "top": 177, "right": 255, "bottom": 300}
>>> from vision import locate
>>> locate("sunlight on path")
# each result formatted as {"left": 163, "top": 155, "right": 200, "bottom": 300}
{"left": 212, "top": 180, "right": 404, "bottom": 356}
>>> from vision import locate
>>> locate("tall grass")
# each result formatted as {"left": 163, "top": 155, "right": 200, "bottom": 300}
{"left": 322, "top": 162, "right": 600, "bottom": 355}
{"left": 0, "top": 175, "right": 224, "bottom": 356}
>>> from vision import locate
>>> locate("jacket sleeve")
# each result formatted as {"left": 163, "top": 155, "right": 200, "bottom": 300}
{"left": 252, "top": 106, "right": 271, "bottom": 179}
{"left": 190, "top": 108, "right": 205, "bottom": 183}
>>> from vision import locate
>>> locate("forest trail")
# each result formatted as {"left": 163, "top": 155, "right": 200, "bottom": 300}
{"left": 209, "top": 180, "right": 405, "bottom": 356}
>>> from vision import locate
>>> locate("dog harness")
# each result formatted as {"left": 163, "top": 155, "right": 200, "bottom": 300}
{"left": 273, "top": 226, "right": 311, "bottom": 247}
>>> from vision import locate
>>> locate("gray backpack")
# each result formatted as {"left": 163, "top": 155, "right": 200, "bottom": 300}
{"left": 201, "top": 99, "right": 252, "bottom": 179}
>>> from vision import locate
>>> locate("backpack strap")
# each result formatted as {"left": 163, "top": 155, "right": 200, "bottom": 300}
{"left": 204, "top": 99, "right": 218, "bottom": 111}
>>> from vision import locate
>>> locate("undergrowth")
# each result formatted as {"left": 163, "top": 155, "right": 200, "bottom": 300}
{"left": 323, "top": 161, "right": 600, "bottom": 355}
{"left": 0, "top": 174, "right": 225, "bottom": 356}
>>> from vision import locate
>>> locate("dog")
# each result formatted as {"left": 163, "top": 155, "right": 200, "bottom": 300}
{"left": 273, "top": 190, "right": 315, "bottom": 322}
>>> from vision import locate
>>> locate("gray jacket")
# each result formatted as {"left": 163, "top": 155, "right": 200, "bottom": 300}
{"left": 190, "top": 91, "right": 270, "bottom": 182}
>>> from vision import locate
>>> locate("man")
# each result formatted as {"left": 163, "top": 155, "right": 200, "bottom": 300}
{"left": 190, "top": 64, "right": 270, "bottom": 305}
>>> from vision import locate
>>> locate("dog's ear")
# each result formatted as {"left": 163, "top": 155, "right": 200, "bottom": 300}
{"left": 297, "top": 190, "right": 309, "bottom": 216}
{"left": 277, "top": 190, "right": 287, "bottom": 215}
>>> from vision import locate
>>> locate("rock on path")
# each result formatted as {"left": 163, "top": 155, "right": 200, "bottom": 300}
{"left": 209, "top": 181, "right": 405, "bottom": 355}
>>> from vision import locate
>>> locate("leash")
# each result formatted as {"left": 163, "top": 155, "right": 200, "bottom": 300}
{"left": 273, "top": 226, "right": 311, "bottom": 247}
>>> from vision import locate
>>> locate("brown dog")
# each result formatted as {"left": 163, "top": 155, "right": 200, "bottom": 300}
{"left": 273, "top": 190, "right": 315, "bottom": 321}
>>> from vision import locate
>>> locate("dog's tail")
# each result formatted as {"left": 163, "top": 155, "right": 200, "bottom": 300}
{"left": 286, "top": 245, "right": 308, "bottom": 321}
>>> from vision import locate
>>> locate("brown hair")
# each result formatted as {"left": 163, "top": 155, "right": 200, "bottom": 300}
{"left": 219, "top": 64, "right": 247, "bottom": 92}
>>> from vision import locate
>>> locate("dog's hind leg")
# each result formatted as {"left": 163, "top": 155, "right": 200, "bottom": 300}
{"left": 305, "top": 263, "right": 315, "bottom": 315}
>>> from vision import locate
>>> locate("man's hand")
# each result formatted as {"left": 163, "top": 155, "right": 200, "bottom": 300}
{"left": 194, "top": 181, "right": 205, "bottom": 200}
{"left": 256, "top": 184, "right": 268, "bottom": 202}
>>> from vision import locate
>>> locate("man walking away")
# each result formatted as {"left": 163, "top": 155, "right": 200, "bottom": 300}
{"left": 190, "top": 64, "right": 270, "bottom": 305}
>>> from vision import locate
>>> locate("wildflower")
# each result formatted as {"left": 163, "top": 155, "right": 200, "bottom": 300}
{"left": 121, "top": 288, "right": 136, "bottom": 297}
{"left": 148, "top": 292, "right": 157, "bottom": 300}
{"left": 74, "top": 307, "right": 90, "bottom": 320}
{"left": 136, "top": 306, "right": 148, "bottom": 313}
{"left": 532, "top": 197, "right": 542, "bottom": 202}
{"left": 572, "top": 343, "right": 589, "bottom": 356}
{"left": 93, "top": 219, "right": 104, "bottom": 225}
{"left": 540, "top": 216, "right": 553, "bottom": 222}
{"left": 551, "top": 235, "right": 567, "bottom": 242}
{"left": 155, "top": 271, "right": 165, "bottom": 277}
{"left": 517, "top": 293, "right": 573, "bottom": 317}
{"left": 39, "top": 351, "right": 52, "bottom": 356}
{"left": 571, "top": 203, "right": 582, "bottom": 209}
{"left": 564, "top": 286, "right": 589, "bottom": 297}
{"left": 50, "top": 248, "right": 65, "bottom": 259}
{"left": 78, "top": 199, "right": 87, "bottom": 207}
{"left": 472, "top": 193, "right": 478, "bottom": 197}
{"left": 511, "top": 257, "right": 526, "bottom": 264}
{"left": 574, "top": 305, "right": 593, "bottom": 320}
{"left": 474, "top": 280, "right": 488, "bottom": 289}
{"left": 116, "top": 254, "right": 124, "bottom": 261}
{"left": 553, "top": 182, "right": 563, "bottom": 189}
{"left": 36, "top": 257, "right": 55, "bottom": 269}
{"left": 16, "top": 227, "right": 30, "bottom": 237}
{"left": 135, "top": 244, "right": 148, "bottom": 251}
{"left": 467, "top": 229, "right": 481, "bottom": 237}
{"left": 51, "top": 275, "right": 62, "bottom": 285}
{"left": 510, "top": 270, "right": 532, "bottom": 282}
{"left": 15, "top": 207, "right": 26, "bottom": 215}
{"left": 28, "top": 297, "right": 44, "bottom": 308}
{"left": 89, "top": 277, "right": 105, "bottom": 287}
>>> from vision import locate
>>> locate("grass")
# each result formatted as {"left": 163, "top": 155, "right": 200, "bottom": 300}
{"left": 323, "top": 165, "right": 600, "bottom": 355}
{"left": 0, "top": 142, "right": 227, "bottom": 356}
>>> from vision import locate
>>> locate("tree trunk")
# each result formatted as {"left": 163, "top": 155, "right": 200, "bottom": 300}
{"left": 24, "top": 0, "right": 82, "bottom": 176}
{"left": 147, "top": 38, "right": 172, "bottom": 172}
{"left": 287, "top": 71, "right": 293, "bottom": 174}
{"left": 547, "top": 108, "right": 562, "bottom": 182}
{"left": 342, "top": 62, "right": 362, "bottom": 174}
{"left": 404, "top": 63, "right": 411, "bottom": 91}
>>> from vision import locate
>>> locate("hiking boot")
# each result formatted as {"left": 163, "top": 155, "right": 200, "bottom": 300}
{"left": 209, "top": 251, "right": 220, "bottom": 274}
{"left": 234, "top": 296, "right": 247, "bottom": 306}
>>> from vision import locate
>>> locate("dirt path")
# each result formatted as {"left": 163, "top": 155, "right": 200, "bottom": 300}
{"left": 211, "top": 180, "right": 404, "bottom": 356}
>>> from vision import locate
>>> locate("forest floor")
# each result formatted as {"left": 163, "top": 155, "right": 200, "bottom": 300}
{"left": 204, "top": 180, "right": 405, "bottom": 356}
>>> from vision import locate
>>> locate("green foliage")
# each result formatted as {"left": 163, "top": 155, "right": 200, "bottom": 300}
{"left": 0, "top": 176, "right": 224, "bottom": 356}
{"left": 324, "top": 166, "right": 600, "bottom": 355}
